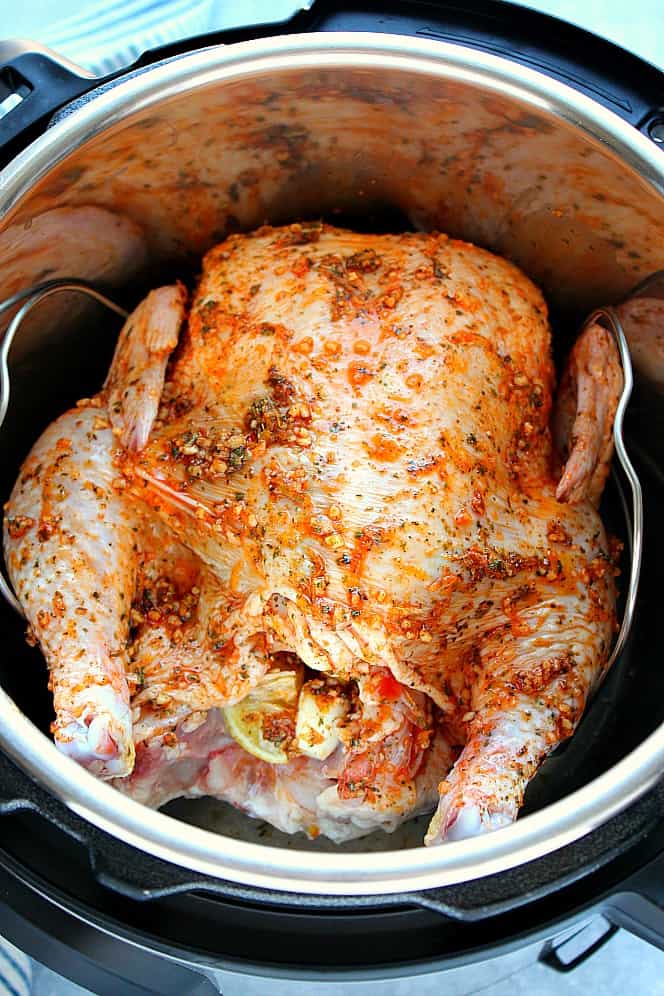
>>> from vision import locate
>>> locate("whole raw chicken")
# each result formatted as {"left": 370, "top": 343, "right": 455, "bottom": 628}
{"left": 3, "top": 223, "right": 622, "bottom": 844}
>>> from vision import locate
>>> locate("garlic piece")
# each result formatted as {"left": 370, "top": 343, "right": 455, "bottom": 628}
{"left": 295, "top": 681, "right": 349, "bottom": 760}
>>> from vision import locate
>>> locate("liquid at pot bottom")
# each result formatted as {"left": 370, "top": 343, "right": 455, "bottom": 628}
{"left": 164, "top": 797, "right": 432, "bottom": 852}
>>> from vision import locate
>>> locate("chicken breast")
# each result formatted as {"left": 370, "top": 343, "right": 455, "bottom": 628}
{"left": 4, "top": 223, "right": 621, "bottom": 843}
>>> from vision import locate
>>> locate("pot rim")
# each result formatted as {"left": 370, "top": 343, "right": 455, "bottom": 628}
{"left": 1, "top": 31, "right": 663, "bottom": 895}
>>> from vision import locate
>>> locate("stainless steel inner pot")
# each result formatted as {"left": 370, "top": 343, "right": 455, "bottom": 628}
{"left": 1, "top": 32, "right": 663, "bottom": 895}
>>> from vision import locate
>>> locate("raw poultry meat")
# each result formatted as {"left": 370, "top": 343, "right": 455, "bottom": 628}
{"left": 3, "top": 223, "right": 622, "bottom": 844}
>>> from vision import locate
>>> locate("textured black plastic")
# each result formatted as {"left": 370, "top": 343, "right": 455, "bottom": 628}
{"left": 0, "top": 853, "right": 219, "bottom": 994}
{"left": 538, "top": 921, "right": 619, "bottom": 972}
{"left": 0, "top": 41, "right": 93, "bottom": 167}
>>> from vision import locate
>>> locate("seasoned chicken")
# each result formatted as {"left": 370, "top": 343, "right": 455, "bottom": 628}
{"left": 3, "top": 223, "right": 622, "bottom": 843}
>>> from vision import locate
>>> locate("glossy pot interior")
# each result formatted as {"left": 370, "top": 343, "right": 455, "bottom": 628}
{"left": 1, "top": 33, "right": 664, "bottom": 893}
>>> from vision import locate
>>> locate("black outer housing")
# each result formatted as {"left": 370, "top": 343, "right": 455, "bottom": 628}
{"left": 1, "top": 0, "right": 664, "bottom": 984}
{"left": 1, "top": 747, "right": 664, "bottom": 988}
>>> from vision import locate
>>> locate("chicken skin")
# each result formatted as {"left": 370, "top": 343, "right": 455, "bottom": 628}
{"left": 3, "top": 223, "right": 621, "bottom": 843}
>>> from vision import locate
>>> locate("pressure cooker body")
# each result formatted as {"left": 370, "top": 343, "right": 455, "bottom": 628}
{"left": 0, "top": 0, "right": 664, "bottom": 985}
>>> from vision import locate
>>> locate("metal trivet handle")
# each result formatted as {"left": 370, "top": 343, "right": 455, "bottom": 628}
{"left": 0, "top": 279, "right": 128, "bottom": 615}
{"left": 584, "top": 306, "right": 642, "bottom": 669}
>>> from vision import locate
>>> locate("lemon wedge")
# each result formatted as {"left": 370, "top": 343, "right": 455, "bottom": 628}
{"left": 223, "top": 669, "right": 301, "bottom": 764}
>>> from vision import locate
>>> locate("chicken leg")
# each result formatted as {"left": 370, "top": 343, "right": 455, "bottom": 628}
{"left": 3, "top": 285, "right": 186, "bottom": 776}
